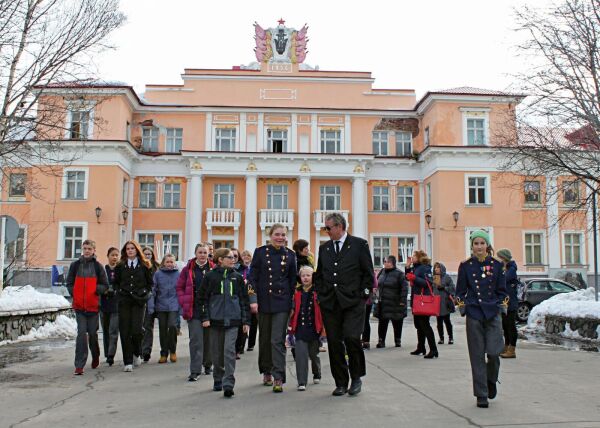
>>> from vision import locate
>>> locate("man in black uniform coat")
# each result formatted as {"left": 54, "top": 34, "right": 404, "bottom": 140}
{"left": 314, "top": 212, "right": 374, "bottom": 396}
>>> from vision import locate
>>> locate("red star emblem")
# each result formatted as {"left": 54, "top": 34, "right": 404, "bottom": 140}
{"left": 278, "top": 18, "right": 285, "bottom": 25}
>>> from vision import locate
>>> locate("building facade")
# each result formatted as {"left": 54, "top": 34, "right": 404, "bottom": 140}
{"left": 3, "top": 21, "right": 598, "bottom": 281}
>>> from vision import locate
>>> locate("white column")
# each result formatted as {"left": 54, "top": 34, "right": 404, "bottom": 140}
{"left": 586, "top": 182, "right": 599, "bottom": 274}
{"left": 298, "top": 174, "right": 311, "bottom": 241}
{"left": 546, "top": 177, "right": 561, "bottom": 270}
{"left": 344, "top": 114, "right": 352, "bottom": 154}
{"left": 205, "top": 112, "right": 212, "bottom": 151}
{"left": 239, "top": 113, "right": 247, "bottom": 152}
{"left": 311, "top": 114, "right": 318, "bottom": 153}
{"left": 291, "top": 113, "right": 298, "bottom": 152}
{"left": 245, "top": 173, "right": 258, "bottom": 250}
{"left": 419, "top": 181, "right": 425, "bottom": 250}
{"left": 186, "top": 173, "right": 203, "bottom": 259}
{"left": 352, "top": 175, "right": 367, "bottom": 238}
{"left": 257, "top": 113, "right": 264, "bottom": 152}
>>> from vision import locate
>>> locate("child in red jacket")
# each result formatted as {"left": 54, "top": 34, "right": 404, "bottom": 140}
{"left": 289, "top": 265, "right": 324, "bottom": 391}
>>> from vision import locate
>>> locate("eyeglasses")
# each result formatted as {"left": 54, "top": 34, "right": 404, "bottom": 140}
{"left": 223, "top": 255, "right": 235, "bottom": 259}
{"left": 323, "top": 225, "right": 337, "bottom": 231}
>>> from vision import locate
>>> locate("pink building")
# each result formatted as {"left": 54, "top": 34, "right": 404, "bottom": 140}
{"left": 3, "top": 21, "right": 596, "bottom": 285}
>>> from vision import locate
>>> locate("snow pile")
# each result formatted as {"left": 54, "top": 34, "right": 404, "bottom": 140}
{"left": 0, "top": 315, "right": 76, "bottom": 346}
{"left": 524, "top": 288, "right": 600, "bottom": 333}
{"left": 0, "top": 285, "right": 70, "bottom": 313}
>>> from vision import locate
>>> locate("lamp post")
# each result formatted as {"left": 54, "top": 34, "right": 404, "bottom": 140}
{"left": 95, "top": 206, "right": 102, "bottom": 223}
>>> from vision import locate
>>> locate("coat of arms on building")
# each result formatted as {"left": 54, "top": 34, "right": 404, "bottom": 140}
{"left": 254, "top": 19, "right": 308, "bottom": 64}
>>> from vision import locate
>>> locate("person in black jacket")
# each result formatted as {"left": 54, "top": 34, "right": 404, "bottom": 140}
{"left": 113, "top": 240, "right": 154, "bottom": 372}
{"left": 376, "top": 255, "right": 408, "bottom": 348}
{"left": 199, "top": 248, "right": 250, "bottom": 398}
{"left": 314, "top": 213, "right": 375, "bottom": 397}
{"left": 141, "top": 247, "right": 160, "bottom": 362}
{"left": 101, "top": 247, "right": 120, "bottom": 366}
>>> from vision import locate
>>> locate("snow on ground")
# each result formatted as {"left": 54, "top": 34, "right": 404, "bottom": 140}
{"left": 0, "top": 285, "right": 70, "bottom": 312}
{"left": 0, "top": 315, "right": 76, "bottom": 346}
{"left": 523, "top": 287, "right": 600, "bottom": 335}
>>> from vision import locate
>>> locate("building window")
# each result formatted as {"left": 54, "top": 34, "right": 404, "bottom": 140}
{"left": 267, "top": 129, "right": 288, "bottom": 153}
{"left": 139, "top": 183, "right": 157, "bottom": 208}
{"left": 163, "top": 183, "right": 181, "bottom": 208}
{"left": 9, "top": 173, "right": 26, "bottom": 198}
{"left": 373, "top": 237, "right": 390, "bottom": 267}
{"left": 372, "top": 131, "right": 388, "bottom": 156}
{"left": 395, "top": 131, "right": 412, "bottom": 157}
{"left": 563, "top": 180, "right": 579, "bottom": 205}
{"left": 524, "top": 180, "right": 541, "bottom": 205}
{"left": 5, "top": 226, "right": 26, "bottom": 262}
{"left": 141, "top": 127, "right": 159, "bottom": 152}
{"left": 162, "top": 233, "right": 180, "bottom": 260}
{"left": 214, "top": 184, "right": 234, "bottom": 209}
{"left": 424, "top": 127, "right": 430, "bottom": 147}
{"left": 64, "top": 170, "right": 86, "bottom": 200}
{"left": 267, "top": 184, "right": 288, "bottom": 209}
{"left": 320, "top": 186, "right": 341, "bottom": 210}
{"left": 137, "top": 233, "right": 155, "bottom": 251}
{"left": 166, "top": 128, "right": 183, "bottom": 153}
{"left": 69, "top": 110, "right": 90, "bottom": 140}
{"left": 372, "top": 186, "right": 389, "bottom": 211}
{"left": 397, "top": 186, "right": 414, "bottom": 212}
{"left": 564, "top": 232, "right": 583, "bottom": 265}
{"left": 467, "top": 176, "right": 488, "bottom": 205}
{"left": 425, "top": 182, "right": 431, "bottom": 210}
{"left": 215, "top": 128, "right": 236, "bottom": 151}
{"left": 467, "top": 118, "right": 486, "bottom": 146}
{"left": 62, "top": 226, "right": 84, "bottom": 259}
{"left": 397, "top": 237, "right": 415, "bottom": 264}
{"left": 320, "top": 130, "right": 341, "bottom": 154}
{"left": 524, "top": 232, "right": 544, "bottom": 265}
{"left": 122, "top": 178, "right": 129, "bottom": 205}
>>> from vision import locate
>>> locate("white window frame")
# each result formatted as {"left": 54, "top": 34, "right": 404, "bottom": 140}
{"left": 372, "top": 131, "right": 388, "bottom": 156}
{"left": 141, "top": 126, "right": 159, "bottom": 152}
{"left": 424, "top": 126, "right": 430, "bottom": 147}
{"left": 465, "top": 227, "right": 495, "bottom": 258}
{"left": 461, "top": 108, "right": 490, "bottom": 146}
{"left": 165, "top": 128, "right": 183, "bottom": 153}
{"left": 319, "top": 185, "right": 341, "bottom": 210}
{"left": 396, "top": 186, "right": 414, "bottom": 212}
{"left": 562, "top": 180, "right": 580, "bottom": 206}
{"left": 267, "top": 184, "right": 288, "bottom": 209}
{"left": 122, "top": 178, "right": 129, "bottom": 206}
{"left": 425, "top": 182, "right": 431, "bottom": 211}
{"left": 524, "top": 180, "right": 542, "bottom": 205}
{"left": 61, "top": 167, "right": 89, "bottom": 200}
{"left": 137, "top": 232, "right": 156, "bottom": 251}
{"left": 371, "top": 236, "right": 391, "bottom": 268}
{"left": 265, "top": 128, "right": 290, "bottom": 153}
{"left": 523, "top": 230, "right": 546, "bottom": 266}
{"left": 4, "top": 225, "right": 27, "bottom": 264}
{"left": 397, "top": 235, "right": 418, "bottom": 265}
{"left": 162, "top": 183, "right": 181, "bottom": 208}
{"left": 372, "top": 186, "right": 390, "bottom": 211}
{"left": 139, "top": 182, "right": 157, "bottom": 208}
{"left": 214, "top": 127, "right": 238, "bottom": 152}
{"left": 562, "top": 231, "right": 585, "bottom": 265}
{"left": 65, "top": 107, "right": 94, "bottom": 140}
{"left": 465, "top": 174, "right": 492, "bottom": 206}
{"left": 426, "top": 230, "right": 433, "bottom": 258}
{"left": 213, "top": 184, "right": 235, "bottom": 209}
{"left": 8, "top": 173, "right": 27, "bottom": 199}
{"left": 395, "top": 131, "right": 412, "bottom": 157}
{"left": 319, "top": 128, "right": 344, "bottom": 154}
{"left": 57, "top": 221, "right": 88, "bottom": 260}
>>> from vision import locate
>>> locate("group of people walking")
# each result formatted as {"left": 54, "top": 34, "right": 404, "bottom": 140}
{"left": 66, "top": 212, "right": 520, "bottom": 408}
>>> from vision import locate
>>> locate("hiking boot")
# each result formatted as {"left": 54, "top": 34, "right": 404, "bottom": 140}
{"left": 158, "top": 355, "right": 168, "bottom": 364}
{"left": 169, "top": 353, "right": 177, "bottom": 363}
{"left": 500, "top": 345, "right": 516, "bottom": 358}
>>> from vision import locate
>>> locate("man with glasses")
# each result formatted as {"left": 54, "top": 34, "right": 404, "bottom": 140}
{"left": 314, "top": 212, "right": 374, "bottom": 397}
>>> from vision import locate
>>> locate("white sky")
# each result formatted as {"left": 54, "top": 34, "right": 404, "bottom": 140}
{"left": 95, "top": 0, "right": 548, "bottom": 98}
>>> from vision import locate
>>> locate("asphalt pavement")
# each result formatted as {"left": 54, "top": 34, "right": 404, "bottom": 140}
{"left": 2, "top": 315, "right": 600, "bottom": 428}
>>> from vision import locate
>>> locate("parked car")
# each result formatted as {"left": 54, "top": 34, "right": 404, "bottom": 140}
{"left": 517, "top": 278, "right": 577, "bottom": 322}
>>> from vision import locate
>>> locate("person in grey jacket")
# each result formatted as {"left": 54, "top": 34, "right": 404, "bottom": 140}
{"left": 433, "top": 262, "right": 456, "bottom": 344}
{"left": 148, "top": 254, "right": 181, "bottom": 363}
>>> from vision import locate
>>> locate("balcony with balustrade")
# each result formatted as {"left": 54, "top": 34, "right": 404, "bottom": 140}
{"left": 205, "top": 208, "right": 242, "bottom": 230}
{"left": 259, "top": 209, "right": 295, "bottom": 230}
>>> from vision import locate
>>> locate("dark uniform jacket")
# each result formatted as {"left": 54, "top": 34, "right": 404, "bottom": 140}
{"left": 248, "top": 245, "right": 297, "bottom": 314}
{"left": 314, "top": 234, "right": 375, "bottom": 311}
{"left": 113, "top": 259, "right": 154, "bottom": 305}
{"left": 456, "top": 256, "right": 508, "bottom": 320}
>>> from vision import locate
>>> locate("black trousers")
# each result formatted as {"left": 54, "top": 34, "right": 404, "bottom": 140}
{"left": 413, "top": 315, "right": 437, "bottom": 353}
{"left": 502, "top": 310, "right": 518, "bottom": 347}
{"left": 436, "top": 314, "right": 454, "bottom": 340}
{"left": 247, "top": 313, "right": 258, "bottom": 349}
{"left": 378, "top": 318, "right": 404, "bottom": 343}
{"left": 157, "top": 311, "right": 178, "bottom": 356}
{"left": 362, "top": 304, "right": 372, "bottom": 343}
{"left": 322, "top": 300, "right": 366, "bottom": 388}
{"left": 118, "top": 297, "right": 145, "bottom": 365}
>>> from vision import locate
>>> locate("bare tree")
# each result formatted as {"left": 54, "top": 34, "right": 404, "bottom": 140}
{"left": 0, "top": 0, "right": 125, "bottom": 198}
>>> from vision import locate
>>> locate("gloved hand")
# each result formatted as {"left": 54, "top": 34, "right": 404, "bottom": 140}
{"left": 406, "top": 273, "right": 416, "bottom": 282}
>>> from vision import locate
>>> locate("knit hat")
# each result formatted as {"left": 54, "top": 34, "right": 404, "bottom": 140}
{"left": 469, "top": 229, "right": 490, "bottom": 246}
{"left": 497, "top": 248, "right": 512, "bottom": 261}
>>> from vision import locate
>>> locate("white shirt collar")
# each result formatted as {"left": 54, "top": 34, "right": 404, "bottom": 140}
{"left": 128, "top": 258, "right": 138, "bottom": 268}
{"left": 334, "top": 232, "right": 348, "bottom": 248}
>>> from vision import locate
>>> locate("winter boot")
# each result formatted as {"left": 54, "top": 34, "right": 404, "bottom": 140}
{"left": 158, "top": 355, "right": 168, "bottom": 364}
{"left": 500, "top": 345, "right": 516, "bottom": 358}
{"left": 170, "top": 353, "right": 177, "bottom": 363}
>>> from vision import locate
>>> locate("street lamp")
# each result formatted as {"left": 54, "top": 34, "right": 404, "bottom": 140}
{"left": 452, "top": 211, "right": 459, "bottom": 228}
{"left": 95, "top": 206, "right": 102, "bottom": 223}
{"left": 425, "top": 214, "right": 432, "bottom": 228}
{"left": 122, "top": 208, "right": 129, "bottom": 223}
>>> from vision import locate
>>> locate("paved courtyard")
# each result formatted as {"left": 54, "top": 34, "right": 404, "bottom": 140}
{"left": 2, "top": 316, "right": 600, "bottom": 428}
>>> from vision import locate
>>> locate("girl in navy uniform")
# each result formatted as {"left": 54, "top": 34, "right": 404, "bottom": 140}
{"left": 101, "top": 247, "right": 120, "bottom": 366}
{"left": 248, "top": 223, "right": 297, "bottom": 393}
{"left": 456, "top": 230, "right": 508, "bottom": 408}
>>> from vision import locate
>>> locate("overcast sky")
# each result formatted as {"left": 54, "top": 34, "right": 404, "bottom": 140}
{"left": 95, "top": 0, "right": 548, "bottom": 98}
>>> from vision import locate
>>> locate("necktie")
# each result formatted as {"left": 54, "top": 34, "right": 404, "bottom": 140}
{"left": 130, "top": 261, "right": 134, "bottom": 269}
{"left": 335, "top": 241, "right": 341, "bottom": 254}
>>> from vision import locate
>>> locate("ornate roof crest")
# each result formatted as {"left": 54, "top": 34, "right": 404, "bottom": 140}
{"left": 254, "top": 20, "right": 308, "bottom": 64}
